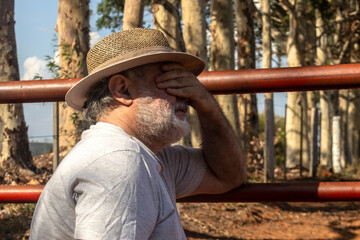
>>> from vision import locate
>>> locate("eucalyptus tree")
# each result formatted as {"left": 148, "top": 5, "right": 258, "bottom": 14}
{"left": 211, "top": 0, "right": 241, "bottom": 139}
{"left": 123, "top": 0, "right": 146, "bottom": 29}
{"left": 283, "top": 0, "right": 311, "bottom": 171}
{"left": 234, "top": 0, "right": 259, "bottom": 170}
{"left": 182, "top": 0, "right": 207, "bottom": 148}
{"left": 0, "top": 0, "right": 36, "bottom": 179}
{"left": 260, "top": 0, "right": 275, "bottom": 181}
{"left": 152, "top": 0, "right": 185, "bottom": 51}
{"left": 56, "top": 0, "right": 90, "bottom": 149}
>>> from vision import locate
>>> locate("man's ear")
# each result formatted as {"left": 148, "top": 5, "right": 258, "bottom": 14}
{"left": 108, "top": 74, "right": 133, "bottom": 106}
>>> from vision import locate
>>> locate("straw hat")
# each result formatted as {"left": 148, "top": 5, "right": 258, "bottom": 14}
{"left": 65, "top": 28, "right": 205, "bottom": 111}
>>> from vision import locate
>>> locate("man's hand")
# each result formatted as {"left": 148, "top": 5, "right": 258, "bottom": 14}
{"left": 155, "top": 63, "right": 216, "bottom": 114}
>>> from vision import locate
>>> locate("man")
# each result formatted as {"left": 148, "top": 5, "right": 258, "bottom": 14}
{"left": 30, "top": 28, "right": 246, "bottom": 239}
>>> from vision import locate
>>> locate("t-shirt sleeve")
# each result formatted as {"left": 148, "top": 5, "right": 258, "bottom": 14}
{"left": 157, "top": 145, "right": 207, "bottom": 198}
{"left": 71, "top": 151, "right": 159, "bottom": 240}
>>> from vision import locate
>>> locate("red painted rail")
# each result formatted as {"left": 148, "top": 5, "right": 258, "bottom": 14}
{"left": 179, "top": 182, "right": 360, "bottom": 203}
{"left": 1, "top": 182, "right": 359, "bottom": 203}
{"left": 0, "top": 63, "right": 360, "bottom": 103}
{"left": 0, "top": 185, "right": 43, "bottom": 203}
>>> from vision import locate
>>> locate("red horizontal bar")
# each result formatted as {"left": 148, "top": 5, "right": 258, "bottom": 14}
{"left": 1, "top": 182, "right": 359, "bottom": 204}
{"left": 200, "top": 63, "right": 360, "bottom": 94}
{"left": 179, "top": 182, "right": 360, "bottom": 202}
{"left": 0, "top": 185, "right": 43, "bottom": 203}
{"left": 0, "top": 63, "right": 360, "bottom": 104}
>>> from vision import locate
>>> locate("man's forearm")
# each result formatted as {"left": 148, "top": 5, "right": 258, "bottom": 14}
{"left": 197, "top": 95, "right": 247, "bottom": 191}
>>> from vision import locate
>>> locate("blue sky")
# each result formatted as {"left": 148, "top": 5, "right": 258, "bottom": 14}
{"left": 14, "top": 0, "right": 286, "bottom": 142}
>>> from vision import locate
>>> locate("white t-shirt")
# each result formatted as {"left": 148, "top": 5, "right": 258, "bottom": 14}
{"left": 30, "top": 122, "right": 206, "bottom": 240}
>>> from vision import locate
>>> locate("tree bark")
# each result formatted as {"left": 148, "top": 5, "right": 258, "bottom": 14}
{"left": 320, "top": 91, "right": 332, "bottom": 167}
{"left": 332, "top": 116, "right": 342, "bottom": 173}
{"left": 309, "top": 107, "right": 318, "bottom": 177}
{"left": 259, "top": 0, "right": 274, "bottom": 181}
{"left": 304, "top": 2, "right": 315, "bottom": 67}
{"left": 307, "top": 90, "right": 317, "bottom": 170}
{"left": 285, "top": 0, "right": 309, "bottom": 169}
{"left": 211, "top": 0, "right": 241, "bottom": 139}
{"left": 315, "top": 8, "right": 332, "bottom": 168}
{"left": 181, "top": 0, "right": 207, "bottom": 148}
{"left": 123, "top": 0, "right": 145, "bottom": 30}
{"left": 349, "top": 16, "right": 360, "bottom": 165}
{"left": 339, "top": 89, "right": 351, "bottom": 168}
{"left": 235, "top": 0, "right": 258, "bottom": 155}
{"left": 0, "top": 0, "right": 35, "bottom": 178}
{"left": 152, "top": 0, "right": 185, "bottom": 52}
{"left": 348, "top": 89, "right": 360, "bottom": 166}
{"left": 56, "top": 0, "right": 90, "bottom": 150}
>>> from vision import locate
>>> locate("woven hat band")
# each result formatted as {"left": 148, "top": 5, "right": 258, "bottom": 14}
{"left": 91, "top": 46, "right": 172, "bottom": 74}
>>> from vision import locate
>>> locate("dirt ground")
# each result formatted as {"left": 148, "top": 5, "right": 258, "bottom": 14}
{"left": 181, "top": 202, "right": 360, "bottom": 240}
{"left": 0, "top": 152, "right": 359, "bottom": 240}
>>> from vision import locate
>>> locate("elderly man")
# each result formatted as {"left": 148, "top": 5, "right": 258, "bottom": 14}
{"left": 30, "top": 28, "right": 246, "bottom": 239}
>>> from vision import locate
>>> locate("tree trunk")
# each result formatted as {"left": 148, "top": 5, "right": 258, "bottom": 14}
{"left": 339, "top": 89, "right": 351, "bottom": 168}
{"left": 259, "top": 0, "right": 274, "bottom": 181}
{"left": 152, "top": 0, "right": 185, "bottom": 52}
{"left": 181, "top": 0, "right": 207, "bottom": 148}
{"left": 350, "top": 26, "right": 360, "bottom": 63}
{"left": 331, "top": 0, "right": 352, "bottom": 65}
{"left": 123, "top": 0, "right": 145, "bottom": 30}
{"left": 316, "top": 8, "right": 332, "bottom": 168}
{"left": 307, "top": 90, "right": 317, "bottom": 170}
{"left": 338, "top": 88, "right": 360, "bottom": 168}
{"left": 235, "top": 0, "right": 255, "bottom": 69}
{"left": 349, "top": 20, "right": 360, "bottom": 166}
{"left": 285, "top": 0, "right": 309, "bottom": 169}
{"left": 332, "top": 116, "right": 342, "bottom": 173}
{"left": 56, "top": 0, "right": 90, "bottom": 150}
{"left": 0, "top": 0, "right": 36, "bottom": 179}
{"left": 235, "top": 0, "right": 258, "bottom": 155}
{"left": 320, "top": 91, "right": 332, "bottom": 167}
{"left": 211, "top": 0, "right": 241, "bottom": 139}
{"left": 304, "top": 2, "right": 315, "bottom": 67}
{"left": 261, "top": 0, "right": 271, "bottom": 69}
{"left": 348, "top": 90, "right": 360, "bottom": 166}
{"left": 309, "top": 107, "right": 318, "bottom": 177}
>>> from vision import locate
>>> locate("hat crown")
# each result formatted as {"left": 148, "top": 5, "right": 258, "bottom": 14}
{"left": 87, "top": 28, "right": 171, "bottom": 74}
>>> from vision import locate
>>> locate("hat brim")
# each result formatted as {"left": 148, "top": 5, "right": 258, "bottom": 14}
{"left": 65, "top": 52, "right": 205, "bottom": 111}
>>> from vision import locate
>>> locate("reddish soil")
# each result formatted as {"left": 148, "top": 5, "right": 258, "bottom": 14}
{"left": 181, "top": 202, "right": 360, "bottom": 240}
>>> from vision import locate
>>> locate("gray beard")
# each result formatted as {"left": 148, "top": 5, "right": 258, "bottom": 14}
{"left": 136, "top": 96, "right": 190, "bottom": 148}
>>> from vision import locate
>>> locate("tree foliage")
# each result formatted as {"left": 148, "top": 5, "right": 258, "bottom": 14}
{"left": 96, "top": 0, "right": 125, "bottom": 31}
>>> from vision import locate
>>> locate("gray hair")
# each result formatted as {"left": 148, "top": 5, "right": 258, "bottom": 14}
{"left": 83, "top": 65, "right": 146, "bottom": 125}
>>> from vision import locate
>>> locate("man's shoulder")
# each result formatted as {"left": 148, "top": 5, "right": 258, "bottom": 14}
{"left": 61, "top": 135, "right": 142, "bottom": 171}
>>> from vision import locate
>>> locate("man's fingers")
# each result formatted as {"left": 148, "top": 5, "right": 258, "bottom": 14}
{"left": 161, "top": 63, "right": 186, "bottom": 72}
{"left": 166, "top": 87, "right": 194, "bottom": 98}
{"left": 156, "top": 77, "right": 194, "bottom": 89}
{"left": 155, "top": 69, "right": 193, "bottom": 83}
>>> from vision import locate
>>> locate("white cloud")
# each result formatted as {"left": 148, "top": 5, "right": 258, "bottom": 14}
{"left": 22, "top": 56, "right": 52, "bottom": 80}
{"left": 53, "top": 50, "right": 59, "bottom": 65}
{"left": 90, "top": 31, "right": 101, "bottom": 47}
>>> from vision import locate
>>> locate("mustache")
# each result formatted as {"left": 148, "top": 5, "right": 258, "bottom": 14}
{"left": 173, "top": 101, "right": 188, "bottom": 113}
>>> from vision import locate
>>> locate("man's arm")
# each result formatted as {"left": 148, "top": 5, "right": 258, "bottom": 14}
{"left": 193, "top": 94, "right": 246, "bottom": 194}
{"left": 155, "top": 63, "right": 246, "bottom": 194}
